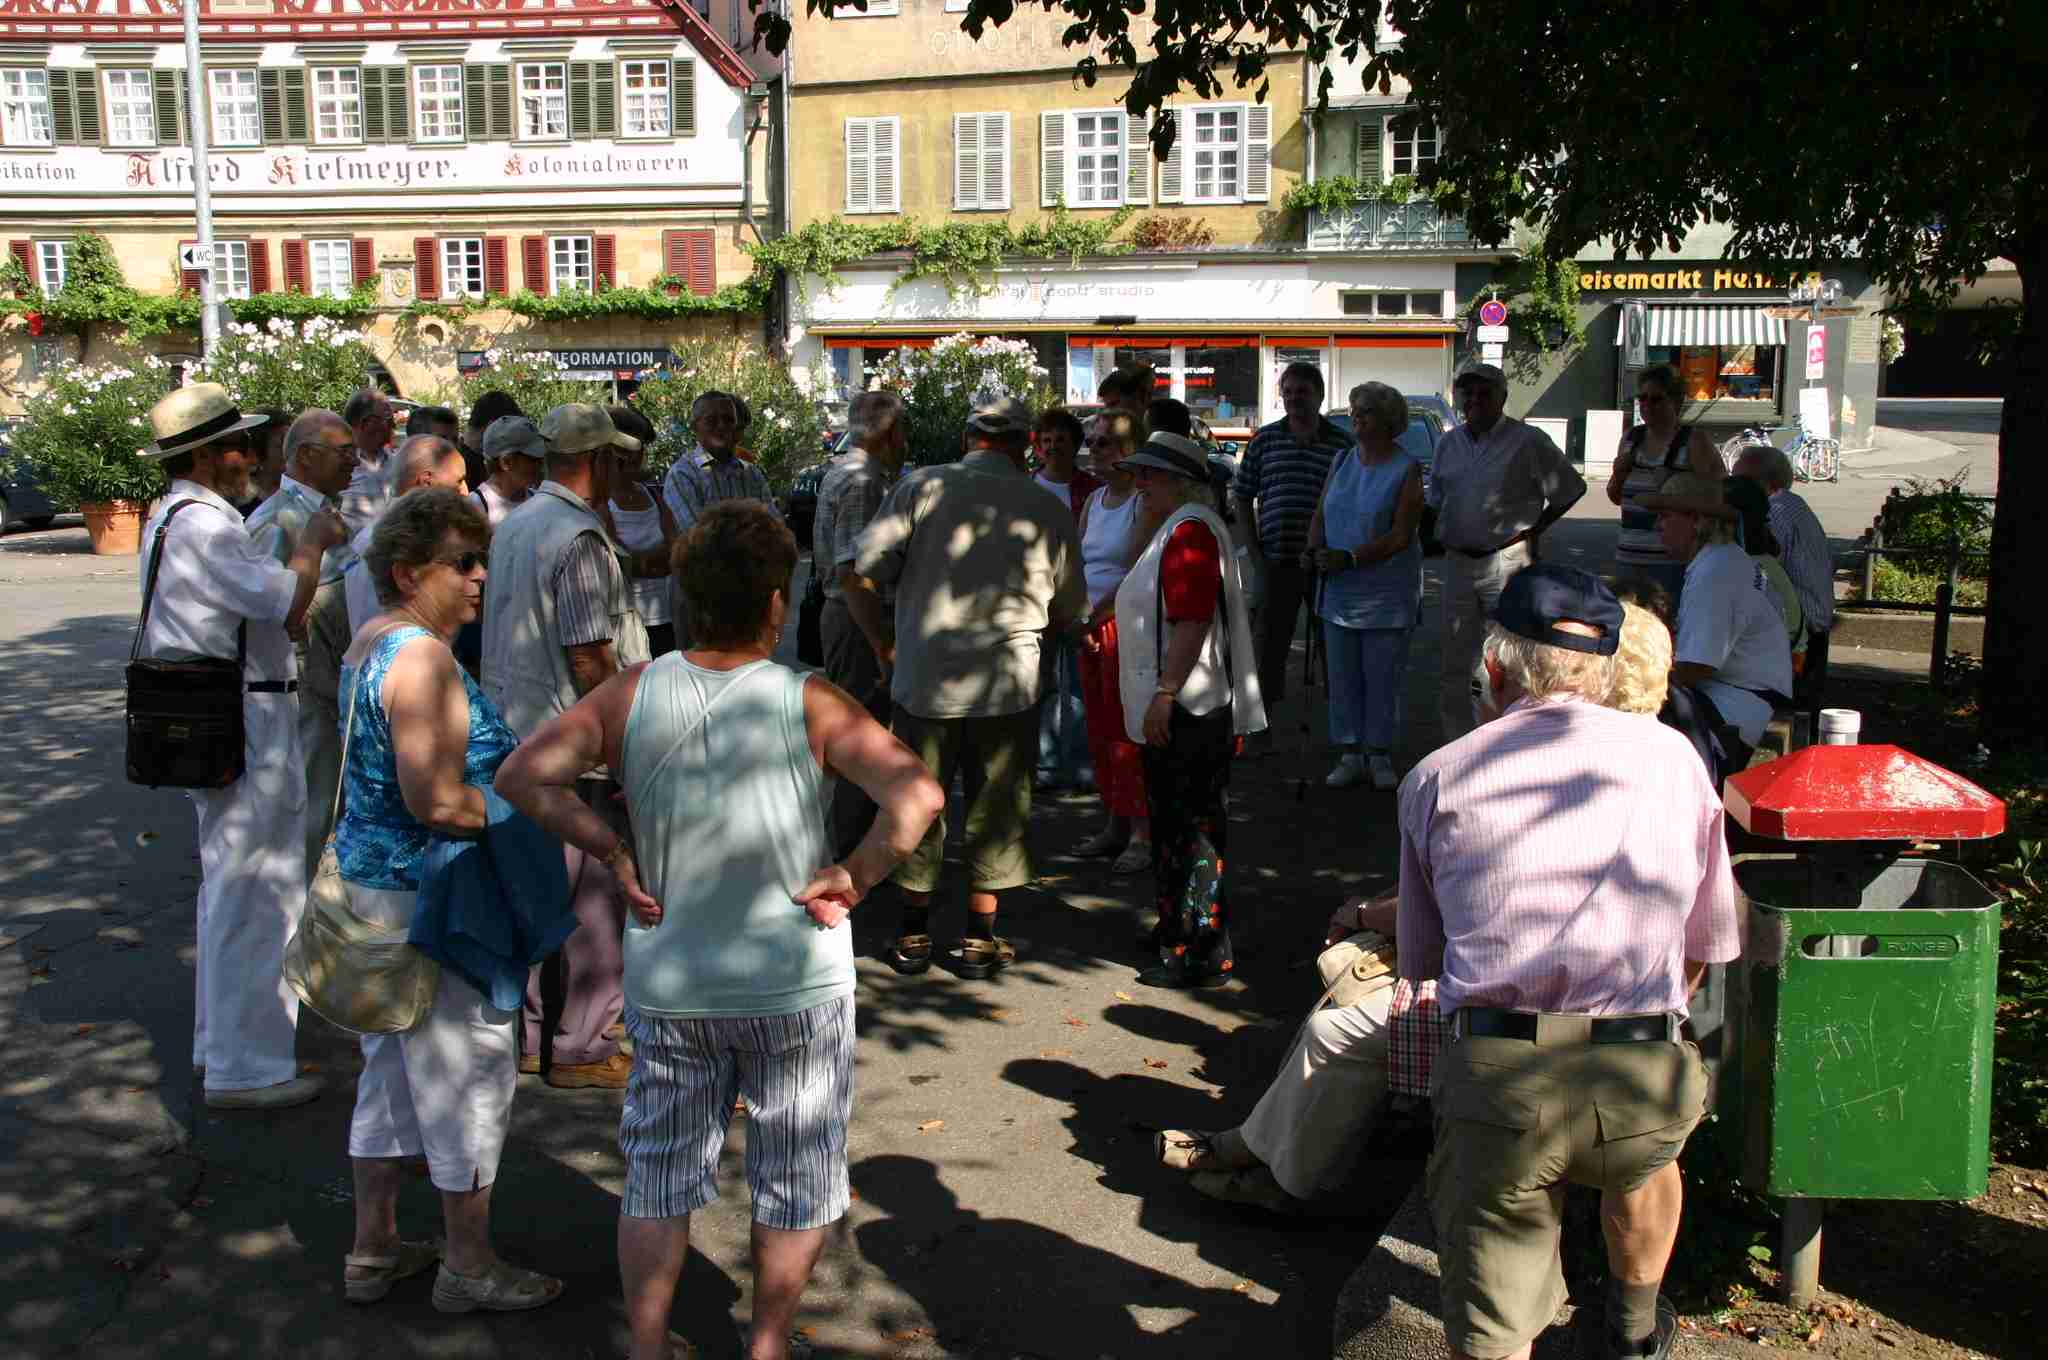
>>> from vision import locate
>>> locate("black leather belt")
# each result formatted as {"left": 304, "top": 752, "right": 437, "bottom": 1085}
{"left": 1456, "top": 1007, "right": 1678, "bottom": 1044}
{"left": 247, "top": 680, "right": 299, "bottom": 693}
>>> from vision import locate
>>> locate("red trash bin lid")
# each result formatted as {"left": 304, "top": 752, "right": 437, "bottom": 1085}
{"left": 1724, "top": 744, "right": 2006, "bottom": 841}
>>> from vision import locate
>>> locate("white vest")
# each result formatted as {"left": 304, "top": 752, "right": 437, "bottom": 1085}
{"left": 1115, "top": 502, "right": 1267, "bottom": 742}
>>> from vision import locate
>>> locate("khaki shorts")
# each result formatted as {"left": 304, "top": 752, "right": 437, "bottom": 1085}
{"left": 1426, "top": 1021, "right": 1708, "bottom": 1359}
{"left": 892, "top": 708, "right": 1036, "bottom": 894}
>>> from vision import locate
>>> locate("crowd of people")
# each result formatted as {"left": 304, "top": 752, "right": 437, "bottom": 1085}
{"left": 127, "top": 341, "right": 1838, "bottom": 1360}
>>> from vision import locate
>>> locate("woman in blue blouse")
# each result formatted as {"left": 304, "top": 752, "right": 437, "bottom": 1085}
{"left": 334, "top": 487, "right": 561, "bottom": 1314}
{"left": 1302, "top": 382, "right": 1425, "bottom": 792}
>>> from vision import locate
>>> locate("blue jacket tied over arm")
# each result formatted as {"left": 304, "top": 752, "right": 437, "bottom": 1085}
{"left": 412, "top": 786, "right": 576, "bottom": 1011}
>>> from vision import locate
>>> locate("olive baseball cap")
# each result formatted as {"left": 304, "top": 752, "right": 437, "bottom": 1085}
{"left": 541, "top": 402, "right": 638, "bottom": 455}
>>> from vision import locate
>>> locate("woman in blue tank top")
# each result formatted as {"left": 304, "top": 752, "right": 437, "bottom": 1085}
{"left": 1303, "top": 382, "right": 1425, "bottom": 792}
{"left": 495, "top": 502, "right": 943, "bottom": 1360}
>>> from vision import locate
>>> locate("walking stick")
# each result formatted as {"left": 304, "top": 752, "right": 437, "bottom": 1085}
{"left": 1294, "top": 569, "right": 1326, "bottom": 803}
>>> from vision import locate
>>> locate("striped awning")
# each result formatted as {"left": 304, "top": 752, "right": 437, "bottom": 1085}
{"left": 1614, "top": 305, "right": 1788, "bottom": 347}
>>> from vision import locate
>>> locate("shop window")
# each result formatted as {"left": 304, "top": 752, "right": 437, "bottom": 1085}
{"left": 312, "top": 67, "right": 362, "bottom": 144}
{"left": 209, "top": 68, "right": 260, "bottom": 147}
{"left": 517, "top": 62, "right": 568, "bottom": 141}
{"left": 620, "top": 60, "right": 670, "bottom": 138}
{"left": 103, "top": 69, "right": 155, "bottom": 147}
{"left": 0, "top": 68, "right": 52, "bottom": 147}
{"left": 35, "top": 239, "right": 69, "bottom": 297}
{"left": 1650, "top": 344, "right": 1779, "bottom": 402}
{"left": 413, "top": 64, "right": 464, "bottom": 142}
{"left": 308, "top": 239, "right": 354, "bottom": 299}
{"left": 1182, "top": 343, "right": 1259, "bottom": 426}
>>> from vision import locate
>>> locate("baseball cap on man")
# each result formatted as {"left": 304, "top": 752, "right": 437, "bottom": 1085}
{"left": 481, "top": 414, "right": 545, "bottom": 463}
{"left": 965, "top": 395, "right": 1032, "bottom": 436}
{"left": 1491, "top": 563, "right": 1623, "bottom": 656}
{"left": 541, "top": 402, "right": 638, "bottom": 454}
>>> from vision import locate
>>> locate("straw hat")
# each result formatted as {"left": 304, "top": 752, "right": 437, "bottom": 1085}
{"left": 141, "top": 382, "right": 271, "bottom": 460}
{"left": 1639, "top": 471, "right": 1737, "bottom": 519}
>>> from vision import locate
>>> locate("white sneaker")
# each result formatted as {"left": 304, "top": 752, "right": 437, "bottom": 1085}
{"left": 204, "top": 1074, "right": 325, "bottom": 1110}
{"left": 1368, "top": 753, "right": 1398, "bottom": 791}
{"left": 1325, "top": 753, "right": 1366, "bottom": 788}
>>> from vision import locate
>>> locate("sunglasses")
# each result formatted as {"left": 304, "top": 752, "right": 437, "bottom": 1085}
{"left": 435, "top": 550, "right": 488, "bottom": 574}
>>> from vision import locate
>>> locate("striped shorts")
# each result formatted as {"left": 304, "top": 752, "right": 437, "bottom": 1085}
{"left": 619, "top": 994, "right": 855, "bottom": 1229}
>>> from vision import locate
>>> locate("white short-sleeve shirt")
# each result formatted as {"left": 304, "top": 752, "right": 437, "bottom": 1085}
{"left": 1677, "top": 540, "right": 1796, "bottom": 746}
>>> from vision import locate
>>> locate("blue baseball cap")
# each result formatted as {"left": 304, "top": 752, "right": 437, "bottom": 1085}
{"left": 1491, "top": 563, "right": 1623, "bottom": 656}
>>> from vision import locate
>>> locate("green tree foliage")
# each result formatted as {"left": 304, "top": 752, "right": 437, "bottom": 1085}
{"left": 187, "top": 316, "right": 380, "bottom": 419}
{"left": 632, "top": 337, "right": 827, "bottom": 493}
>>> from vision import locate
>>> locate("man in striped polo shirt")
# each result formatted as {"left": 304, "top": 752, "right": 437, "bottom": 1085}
{"left": 1232, "top": 361, "right": 1349, "bottom": 720}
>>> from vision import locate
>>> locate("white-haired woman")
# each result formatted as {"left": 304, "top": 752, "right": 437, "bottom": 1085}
{"left": 1114, "top": 432, "right": 1266, "bottom": 988}
{"left": 1303, "top": 382, "right": 1424, "bottom": 791}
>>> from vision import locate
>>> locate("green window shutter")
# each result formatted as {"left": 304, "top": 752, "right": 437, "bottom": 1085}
{"left": 673, "top": 60, "right": 694, "bottom": 137}
{"left": 73, "top": 70, "right": 101, "bottom": 144}
{"left": 592, "top": 61, "right": 614, "bottom": 138}
{"left": 361, "top": 67, "right": 385, "bottom": 142}
{"left": 1355, "top": 114, "right": 1384, "bottom": 183}
{"left": 464, "top": 63, "right": 487, "bottom": 140}
{"left": 569, "top": 61, "right": 592, "bottom": 139}
{"left": 48, "top": 69, "right": 75, "bottom": 144}
{"left": 282, "top": 68, "right": 308, "bottom": 143}
{"left": 384, "top": 66, "right": 409, "bottom": 142}
{"left": 488, "top": 64, "right": 510, "bottom": 140}
{"left": 260, "top": 67, "right": 284, "bottom": 143}
{"left": 155, "top": 70, "right": 182, "bottom": 144}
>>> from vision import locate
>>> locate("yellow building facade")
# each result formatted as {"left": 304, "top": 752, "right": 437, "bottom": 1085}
{"left": 0, "top": 0, "right": 775, "bottom": 412}
{"left": 780, "top": 1, "right": 1504, "bottom": 435}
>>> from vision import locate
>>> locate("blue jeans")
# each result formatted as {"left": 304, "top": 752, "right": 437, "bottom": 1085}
{"left": 1036, "top": 636, "right": 1093, "bottom": 789}
{"left": 1325, "top": 622, "right": 1412, "bottom": 752}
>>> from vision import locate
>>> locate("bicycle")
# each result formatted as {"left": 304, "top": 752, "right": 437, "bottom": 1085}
{"left": 1718, "top": 417, "right": 1839, "bottom": 483}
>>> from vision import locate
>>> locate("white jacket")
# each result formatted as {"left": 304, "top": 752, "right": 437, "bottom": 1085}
{"left": 1115, "top": 502, "right": 1268, "bottom": 742}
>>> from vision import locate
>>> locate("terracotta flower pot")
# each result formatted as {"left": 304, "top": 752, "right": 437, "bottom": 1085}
{"left": 81, "top": 500, "right": 146, "bottom": 556}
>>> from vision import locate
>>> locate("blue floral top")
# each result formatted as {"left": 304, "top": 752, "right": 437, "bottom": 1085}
{"left": 334, "top": 625, "right": 520, "bottom": 891}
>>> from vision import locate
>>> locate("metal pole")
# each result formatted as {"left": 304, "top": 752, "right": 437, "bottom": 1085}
{"left": 183, "top": 0, "right": 217, "bottom": 362}
{"left": 1781, "top": 1197, "right": 1823, "bottom": 1308}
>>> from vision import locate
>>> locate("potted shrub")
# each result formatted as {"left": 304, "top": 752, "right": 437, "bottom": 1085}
{"left": 5, "top": 350, "right": 175, "bottom": 554}
{"left": 863, "top": 332, "right": 1056, "bottom": 468}
{"left": 189, "top": 315, "right": 381, "bottom": 417}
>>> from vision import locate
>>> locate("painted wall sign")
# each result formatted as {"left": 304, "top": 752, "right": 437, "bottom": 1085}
{"left": 1578, "top": 266, "right": 1824, "bottom": 293}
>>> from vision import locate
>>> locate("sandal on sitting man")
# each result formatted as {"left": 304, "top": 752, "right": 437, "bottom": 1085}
{"left": 955, "top": 935, "right": 1015, "bottom": 980}
{"left": 1155, "top": 1127, "right": 1257, "bottom": 1174}
{"left": 343, "top": 1239, "right": 442, "bottom": 1304}
{"left": 431, "top": 1261, "right": 565, "bottom": 1314}
{"left": 886, "top": 932, "right": 933, "bottom": 976}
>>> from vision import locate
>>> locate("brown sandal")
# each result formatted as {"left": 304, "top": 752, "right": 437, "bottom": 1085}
{"left": 887, "top": 933, "right": 933, "bottom": 976}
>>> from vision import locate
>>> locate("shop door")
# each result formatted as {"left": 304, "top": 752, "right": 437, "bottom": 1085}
{"left": 1335, "top": 339, "right": 1449, "bottom": 406}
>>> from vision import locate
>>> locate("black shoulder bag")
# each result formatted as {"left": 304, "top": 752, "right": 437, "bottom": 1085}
{"left": 126, "top": 500, "right": 249, "bottom": 789}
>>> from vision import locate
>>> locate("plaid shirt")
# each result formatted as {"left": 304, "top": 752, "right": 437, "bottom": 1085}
{"left": 1385, "top": 977, "right": 1444, "bottom": 1098}
{"left": 660, "top": 446, "right": 777, "bottom": 530}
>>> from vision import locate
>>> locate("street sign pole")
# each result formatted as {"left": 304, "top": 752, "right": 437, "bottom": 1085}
{"left": 183, "top": 0, "right": 217, "bottom": 362}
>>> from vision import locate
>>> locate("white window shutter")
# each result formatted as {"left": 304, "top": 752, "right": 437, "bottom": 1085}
{"left": 1244, "top": 102, "right": 1271, "bottom": 202}
{"left": 1124, "top": 110, "right": 1151, "bottom": 205}
{"left": 1156, "top": 107, "right": 1183, "bottom": 203}
{"left": 954, "top": 113, "right": 980, "bottom": 209}
{"left": 845, "top": 117, "right": 872, "bottom": 213}
{"left": 983, "top": 111, "right": 1010, "bottom": 210}
{"left": 1040, "top": 109, "right": 1065, "bottom": 207}
{"left": 874, "top": 115, "right": 900, "bottom": 212}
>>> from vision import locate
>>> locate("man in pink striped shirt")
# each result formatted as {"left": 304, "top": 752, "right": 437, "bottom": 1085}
{"left": 1397, "top": 563, "right": 1739, "bottom": 1360}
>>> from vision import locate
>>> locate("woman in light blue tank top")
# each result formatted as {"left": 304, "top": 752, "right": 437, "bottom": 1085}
{"left": 494, "top": 503, "right": 943, "bottom": 1359}
{"left": 1304, "top": 382, "right": 1425, "bottom": 792}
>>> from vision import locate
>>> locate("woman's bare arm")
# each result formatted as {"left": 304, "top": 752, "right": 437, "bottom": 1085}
{"left": 386, "top": 637, "right": 488, "bottom": 836}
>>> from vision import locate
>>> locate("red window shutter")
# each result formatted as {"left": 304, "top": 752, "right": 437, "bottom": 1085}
{"left": 282, "top": 239, "right": 308, "bottom": 293}
{"left": 413, "top": 237, "right": 440, "bottom": 299}
{"left": 661, "top": 229, "right": 716, "bottom": 297}
{"left": 521, "top": 234, "right": 546, "bottom": 293}
{"left": 176, "top": 240, "right": 198, "bottom": 295}
{"left": 350, "top": 237, "right": 375, "bottom": 287}
{"left": 8, "top": 240, "right": 35, "bottom": 291}
{"left": 484, "top": 236, "right": 509, "bottom": 296}
{"left": 247, "top": 240, "right": 271, "bottom": 295}
{"left": 593, "top": 233, "right": 617, "bottom": 289}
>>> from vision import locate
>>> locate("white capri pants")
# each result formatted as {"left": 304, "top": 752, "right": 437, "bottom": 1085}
{"left": 344, "top": 883, "right": 518, "bottom": 1194}
{"left": 1239, "top": 986, "right": 1394, "bottom": 1201}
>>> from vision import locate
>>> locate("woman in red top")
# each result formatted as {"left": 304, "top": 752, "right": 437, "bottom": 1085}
{"left": 1114, "top": 433, "right": 1244, "bottom": 988}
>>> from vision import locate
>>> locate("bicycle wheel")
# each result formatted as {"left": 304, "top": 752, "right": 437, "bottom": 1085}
{"left": 1808, "top": 438, "right": 1840, "bottom": 482}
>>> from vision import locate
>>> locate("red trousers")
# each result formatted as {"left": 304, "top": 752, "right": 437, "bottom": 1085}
{"left": 1078, "top": 615, "right": 1149, "bottom": 819}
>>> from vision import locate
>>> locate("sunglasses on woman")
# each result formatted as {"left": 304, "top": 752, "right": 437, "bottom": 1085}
{"left": 436, "top": 550, "right": 489, "bottom": 574}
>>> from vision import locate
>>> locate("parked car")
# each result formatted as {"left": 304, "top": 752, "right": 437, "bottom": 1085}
{"left": 0, "top": 433, "right": 58, "bottom": 534}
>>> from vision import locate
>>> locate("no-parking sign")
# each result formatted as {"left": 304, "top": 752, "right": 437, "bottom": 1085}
{"left": 1479, "top": 299, "right": 1508, "bottom": 327}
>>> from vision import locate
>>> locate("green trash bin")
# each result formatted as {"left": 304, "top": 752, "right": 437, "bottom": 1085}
{"left": 1732, "top": 856, "right": 2000, "bottom": 1200}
